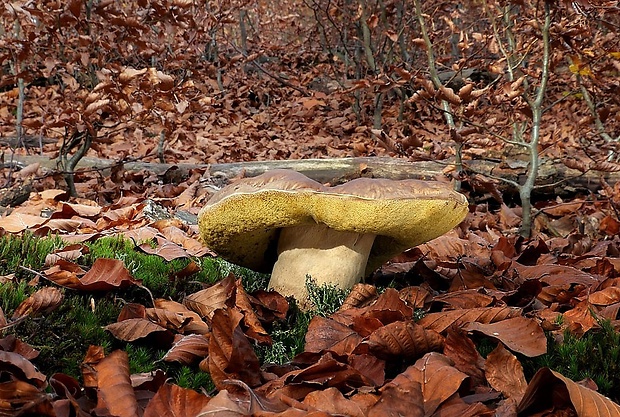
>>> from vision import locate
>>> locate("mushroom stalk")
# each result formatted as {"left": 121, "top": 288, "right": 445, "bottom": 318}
{"left": 269, "top": 223, "right": 376, "bottom": 307}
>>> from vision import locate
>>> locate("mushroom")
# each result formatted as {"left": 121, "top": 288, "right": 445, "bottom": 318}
{"left": 198, "top": 169, "right": 468, "bottom": 308}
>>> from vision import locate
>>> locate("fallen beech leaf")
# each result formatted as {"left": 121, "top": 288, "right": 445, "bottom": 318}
{"left": 363, "top": 320, "right": 444, "bottom": 360}
{"left": 44, "top": 244, "right": 89, "bottom": 267}
{"left": 0, "top": 213, "right": 46, "bottom": 233}
{"left": 143, "top": 383, "right": 211, "bottom": 417}
{"left": 433, "top": 288, "right": 495, "bottom": 309}
{"left": 409, "top": 352, "right": 468, "bottom": 415}
{"left": 44, "top": 258, "right": 140, "bottom": 291}
{"left": 303, "top": 387, "right": 367, "bottom": 417}
{"left": 518, "top": 368, "right": 620, "bottom": 416}
{"left": 0, "top": 380, "right": 51, "bottom": 416}
{"left": 367, "top": 373, "right": 424, "bottom": 417}
{"left": 588, "top": 286, "right": 620, "bottom": 306}
{"left": 0, "top": 335, "right": 39, "bottom": 360}
{"left": 284, "top": 352, "right": 373, "bottom": 395}
{"left": 234, "top": 279, "right": 271, "bottom": 345}
{"left": 95, "top": 350, "right": 139, "bottom": 417}
{"left": 146, "top": 308, "right": 192, "bottom": 331}
{"left": 138, "top": 236, "right": 189, "bottom": 261}
{"left": 12, "top": 287, "right": 64, "bottom": 320}
{"left": 184, "top": 274, "right": 236, "bottom": 319}
{"left": 305, "top": 316, "right": 362, "bottom": 355}
{"left": 105, "top": 318, "right": 171, "bottom": 342}
{"left": 251, "top": 289, "right": 289, "bottom": 322}
{"left": 52, "top": 202, "right": 101, "bottom": 218}
{"left": 0, "top": 351, "right": 47, "bottom": 388}
{"left": 443, "top": 327, "right": 486, "bottom": 386}
{"left": 398, "top": 286, "right": 431, "bottom": 309}
{"left": 163, "top": 334, "right": 210, "bottom": 365}
{"left": 153, "top": 299, "right": 210, "bottom": 334}
{"left": 340, "top": 283, "right": 378, "bottom": 310}
{"left": 485, "top": 343, "right": 527, "bottom": 402}
{"left": 464, "top": 316, "right": 547, "bottom": 357}
{"left": 208, "top": 308, "right": 262, "bottom": 389}
{"left": 418, "top": 306, "right": 523, "bottom": 334}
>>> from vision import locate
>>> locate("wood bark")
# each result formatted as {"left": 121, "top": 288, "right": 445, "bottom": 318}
{"left": 4, "top": 153, "right": 617, "bottom": 198}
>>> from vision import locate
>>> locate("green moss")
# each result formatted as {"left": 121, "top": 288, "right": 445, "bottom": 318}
{"left": 256, "top": 277, "right": 347, "bottom": 365}
{"left": 522, "top": 320, "right": 620, "bottom": 401}
{"left": 0, "top": 234, "right": 225, "bottom": 389}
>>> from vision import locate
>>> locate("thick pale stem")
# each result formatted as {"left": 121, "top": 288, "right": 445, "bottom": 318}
{"left": 268, "top": 224, "right": 376, "bottom": 308}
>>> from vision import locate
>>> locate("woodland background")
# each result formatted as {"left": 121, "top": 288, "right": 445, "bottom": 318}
{"left": 1, "top": 0, "right": 620, "bottom": 416}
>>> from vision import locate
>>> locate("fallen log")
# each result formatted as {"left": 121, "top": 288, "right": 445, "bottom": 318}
{"left": 4, "top": 154, "right": 617, "bottom": 199}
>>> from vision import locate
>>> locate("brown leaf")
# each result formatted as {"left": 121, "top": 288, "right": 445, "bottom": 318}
{"left": 184, "top": 274, "right": 236, "bottom": 319}
{"left": 0, "top": 380, "right": 51, "bottom": 416}
{"left": 143, "top": 383, "right": 211, "bottom": 417}
{"left": 0, "top": 351, "right": 47, "bottom": 388}
{"left": 409, "top": 352, "right": 469, "bottom": 415}
{"left": 12, "top": 287, "right": 64, "bottom": 320}
{"left": 464, "top": 317, "right": 547, "bottom": 357}
{"left": 485, "top": 343, "right": 528, "bottom": 402}
{"left": 305, "top": 316, "right": 362, "bottom": 355}
{"left": 518, "top": 368, "right": 620, "bottom": 416}
{"left": 153, "top": 299, "right": 210, "bottom": 334}
{"left": 44, "top": 258, "right": 140, "bottom": 291}
{"left": 433, "top": 288, "right": 495, "bottom": 309}
{"left": 418, "top": 306, "right": 523, "bottom": 334}
{"left": 208, "top": 308, "right": 262, "bottom": 389}
{"left": 367, "top": 369, "right": 424, "bottom": 417}
{"left": 95, "top": 350, "right": 139, "bottom": 417}
{"left": 138, "top": 236, "right": 189, "bottom": 261}
{"left": 105, "top": 318, "right": 171, "bottom": 342}
{"left": 44, "top": 244, "right": 89, "bottom": 267}
{"left": 443, "top": 327, "right": 486, "bottom": 386}
{"left": 363, "top": 320, "right": 444, "bottom": 360}
{"left": 398, "top": 286, "right": 431, "bottom": 309}
{"left": 234, "top": 279, "right": 271, "bottom": 345}
{"left": 303, "top": 387, "right": 367, "bottom": 417}
{"left": 146, "top": 308, "right": 192, "bottom": 331}
{"left": 340, "top": 283, "right": 378, "bottom": 310}
{"left": 163, "top": 334, "right": 210, "bottom": 365}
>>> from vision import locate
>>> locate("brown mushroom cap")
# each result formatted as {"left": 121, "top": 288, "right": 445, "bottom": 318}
{"left": 198, "top": 169, "right": 468, "bottom": 276}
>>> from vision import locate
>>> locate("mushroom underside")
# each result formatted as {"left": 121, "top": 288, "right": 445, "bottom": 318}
{"left": 268, "top": 223, "right": 376, "bottom": 308}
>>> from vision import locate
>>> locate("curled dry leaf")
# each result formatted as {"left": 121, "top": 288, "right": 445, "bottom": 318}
{"left": 234, "top": 279, "right": 271, "bottom": 345}
{"left": 363, "top": 320, "right": 444, "bottom": 360}
{"left": 154, "top": 299, "right": 210, "bottom": 334}
{"left": 0, "top": 380, "right": 51, "bottom": 416}
{"left": 0, "top": 351, "right": 47, "bottom": 388}
{"left": 518, "top": 368, "right": 620, "bottom": 416}
{"left": 95, "top": 350, "right": 139, "bottom": 417}
{"left": 443, "top": 327, "right": 486, "bottom": 386}
{"left": 208, "top": 308, "right": 262, "bottom": 389}
{"left": 138, "top": 236, "right": 189, "bottom": 261}
{"left": 387, "top": 352, "right": 468, "bottom": 416}
{"left": 44, "top": 244, "right": 88, "bottom": 267}
{"left": 485, "top": 343, "right": 528, "bottom": 403}
{"left": 418, "top": 306, "right": 523, "bottom": 334}
{"left": 143, "top": 383, "right": 211, "bottom": 417}
{"left": 367, "top": 372, "right": 424, "bottom": 417}
{"left": 339, "top": 283, "right": 378, "bottom": 310}
{"left": 305, "top": 316, "right": 362, "bottom": 355}
{"left": 464, "top": 316, "right": 547, "bottom": 357}
{"left": 146, "top": 308, "right": 192, "bottom": 331}
{"left": 105, "top": 318, "right": 171, "bottom": 342}
{"left": 163, "top": 334, "right": 210, "bottom": 365}
{"left": 302, "top": 387, "right": 367, "bottom": 417}
{"left": 12, "top": 287, "right": 64, "bottom": 320}
{"left": 44, "top": 258, "right": 140, "bottom": 291}
{"left": 184, "top": 273, "right": 236, "bottom": 319}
